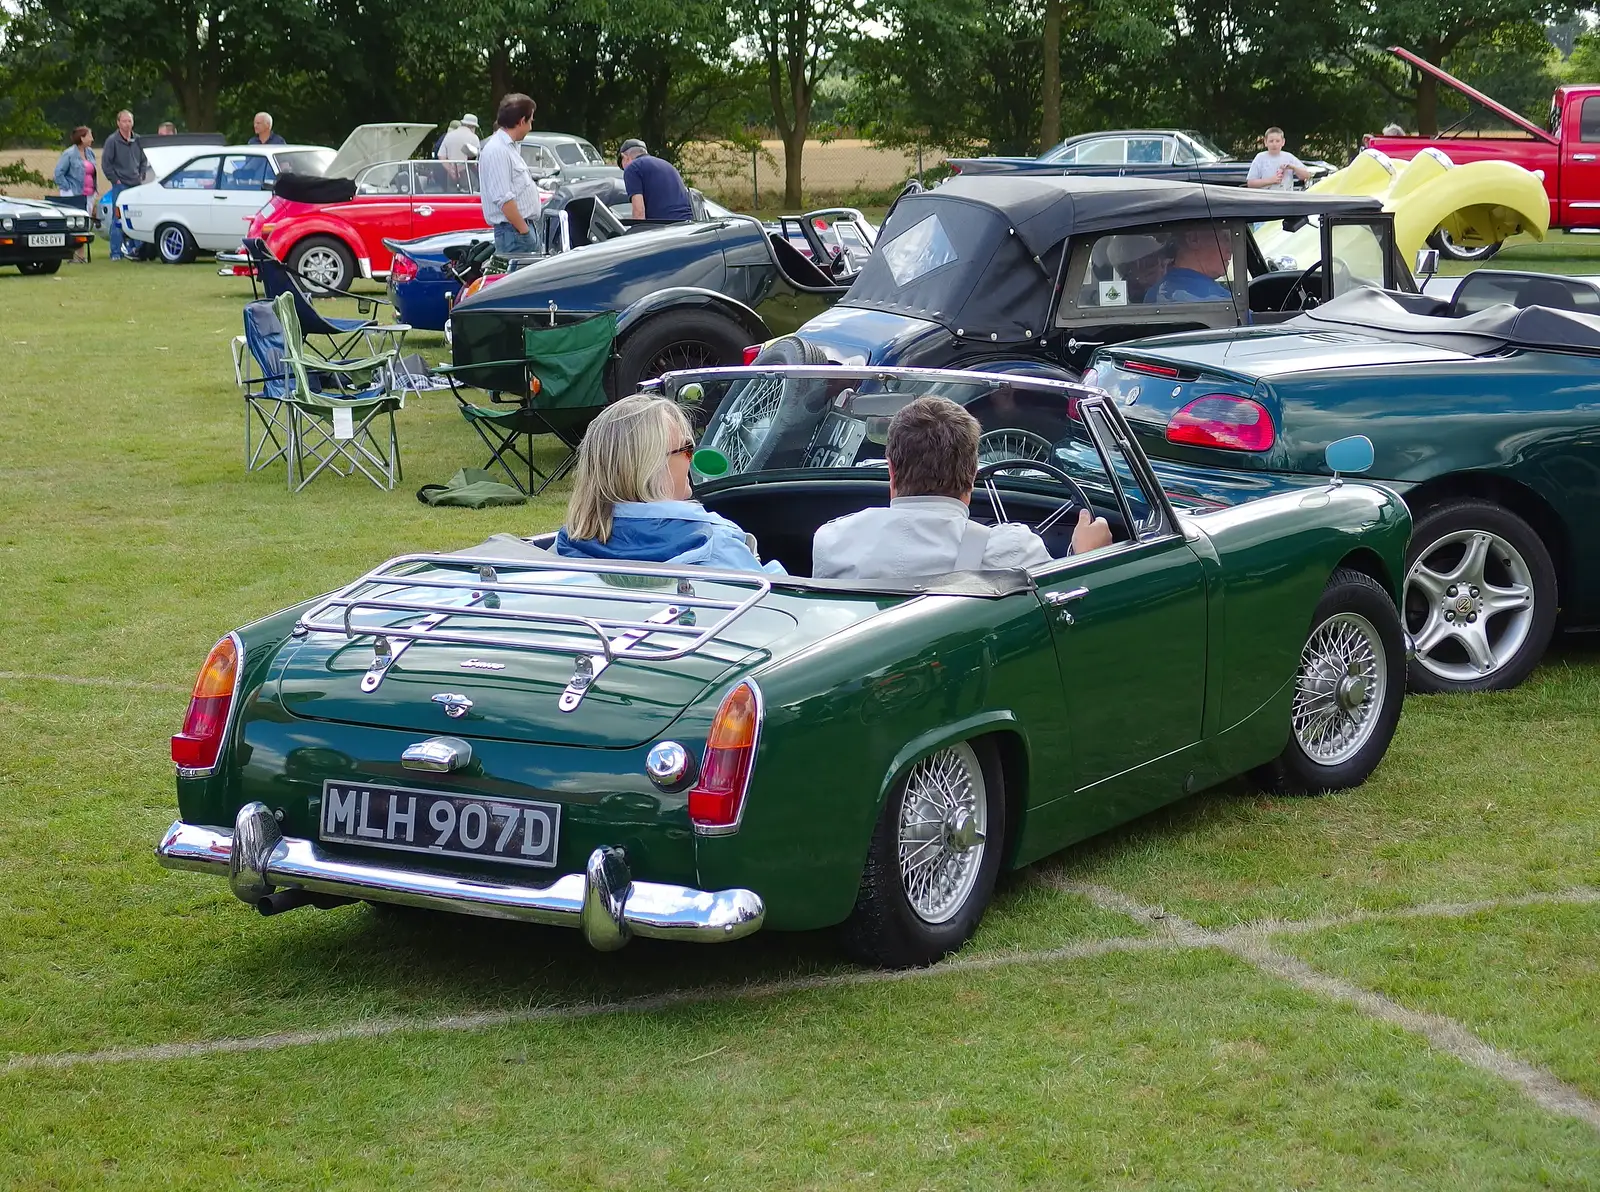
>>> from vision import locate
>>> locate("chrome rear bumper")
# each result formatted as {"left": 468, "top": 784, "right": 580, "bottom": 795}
{"left": 157, "top": 802, "right": 764, "bottom": 950}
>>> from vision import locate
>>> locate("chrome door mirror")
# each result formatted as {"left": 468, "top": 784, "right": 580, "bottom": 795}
{"left": 1414, "top": 247, "right": 1439, "bottom": 279}
{"left": 1325, "top": 435, "right": 1374, "bottom": 477}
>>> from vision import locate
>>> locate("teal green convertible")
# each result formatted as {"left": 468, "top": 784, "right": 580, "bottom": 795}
{"left": 1087, "top": 282, "right": 1600, "bottom": 694}
{"left": 158, "top": 367, "right": 1409, "bottom": 967}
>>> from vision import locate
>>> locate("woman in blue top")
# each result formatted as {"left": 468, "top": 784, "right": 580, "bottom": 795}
{"left": 554, "top": 393, "right": 784, "bottom": 574}
{"left": 54, "top": 127, "right": 97, "bottom": 263}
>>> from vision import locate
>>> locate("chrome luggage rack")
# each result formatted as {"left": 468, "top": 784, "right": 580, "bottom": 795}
{"left": 295, "top": 553, "right": 773, "bottom": 710}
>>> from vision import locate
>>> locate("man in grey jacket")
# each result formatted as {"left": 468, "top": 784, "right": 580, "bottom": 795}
{"left": 101, "top": 110, "right": 149, "bottom": 260}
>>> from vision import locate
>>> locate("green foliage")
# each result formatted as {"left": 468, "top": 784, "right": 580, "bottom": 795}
{"left": 0, "top": 157, "right": 50, "bottom": 186}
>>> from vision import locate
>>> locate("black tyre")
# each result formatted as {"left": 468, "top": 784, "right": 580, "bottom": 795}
{"left": 1255, "top": 567, "right": 1406, "bottom": 794}
{"left": 157, "top": 222, "right": 197, "bottom": 264}
{"left": 699, "top": 335, "right": 829, "bottom": 471}
{"left": 17, "top": 259, "right": 62, "bottom": 275}
{"left": 1403, "top": 499, "right": 1556, "bottom": 694}
{"left": 1428, "top": 228, "right": 1501, "bottom": 263}
{"left": 840, "top": 739, "right": 1006, "bottom": 968}
{"left": 613, "top": 309, "right": 751, "bottom": 404}
{"left": 290, "top": 235, "right": 357, "bottom": 293}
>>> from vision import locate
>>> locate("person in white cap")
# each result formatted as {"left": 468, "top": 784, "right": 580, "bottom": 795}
{"left": 438, "top": 114, "right": 481, "bottom": 162}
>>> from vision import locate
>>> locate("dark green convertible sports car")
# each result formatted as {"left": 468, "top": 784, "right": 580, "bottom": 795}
{"left": 158, "top": 367, "right": 1409, "bottom": 967}
{"left": 1087, "top": 281, "right": 1600, "bottom": 693}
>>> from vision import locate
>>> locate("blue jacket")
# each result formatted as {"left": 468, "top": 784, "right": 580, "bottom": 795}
{"left": 54, "top": 146, "right": 94, "bottom": 196}
{"left": 554, "top": 501, "right": 785, "bottom": 573}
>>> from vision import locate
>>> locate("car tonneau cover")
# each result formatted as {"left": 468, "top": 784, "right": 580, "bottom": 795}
{"left": 1291, "top": 286, "right": 1600, "bottom": 356}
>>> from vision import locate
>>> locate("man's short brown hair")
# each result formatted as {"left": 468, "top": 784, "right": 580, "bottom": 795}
{"left": 497, "top": 93, "right": 536, "bottom": 129}
{"left": 1264, "top": 126, "right": 1284, "bottom": 138}
{"left": 887, "top": 396, "right": 980, "bottom": 499}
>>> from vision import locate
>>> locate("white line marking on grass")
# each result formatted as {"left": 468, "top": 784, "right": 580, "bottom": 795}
{"left": 0, "top": 671, "right": 188, "bottom": 695}
{"left": 5, "top": 883, "right": 1598, "bottom": 1115}
{"left": 1058, "top": 881, "right": 1600, "bottom": 1132}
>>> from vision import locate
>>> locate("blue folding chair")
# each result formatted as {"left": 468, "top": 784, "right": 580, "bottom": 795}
{"left": 244, "top": 238, "right": 409, "bottom": 362}
{"left": 233, "top": 301, "right": 293, "bottom": 472}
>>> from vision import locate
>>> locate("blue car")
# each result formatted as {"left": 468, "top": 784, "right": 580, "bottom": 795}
{"left": 384, "top": 227, "right": 491, "bottom": 331}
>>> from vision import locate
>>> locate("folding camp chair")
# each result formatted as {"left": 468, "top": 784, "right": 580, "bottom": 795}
{"left": 273, "top": 292, "right": 405, "bottom": 492}
{"left": 438, "top": 311, "right": 616, "bottom": 495}
{"left": 233, "top": 301, "right": 294, "bottom": 471}
{"left": 245, "top": 239, "right": 410, "bottom": 363}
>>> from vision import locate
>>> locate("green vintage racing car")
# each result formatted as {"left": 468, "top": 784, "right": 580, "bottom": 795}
{"left": 157, "top": 366, "right": 1410, "bottom": 967}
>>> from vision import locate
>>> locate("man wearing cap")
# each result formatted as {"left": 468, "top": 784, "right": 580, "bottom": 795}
{"left": 439, "top": 114, "right": 481, "bottom": 161}
{"left": 620, "top": 139, "right": 693, "bottom": 222}
{"left": 478, "top": 94, "right": 543, "bottom": 255}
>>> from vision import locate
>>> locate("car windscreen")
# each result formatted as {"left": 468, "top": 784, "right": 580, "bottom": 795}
{"left": 1185, "top": 133, "right": 1228, "bottom": 161}
{"left": 554, "top": 143, "right": 585, "bottom": 164}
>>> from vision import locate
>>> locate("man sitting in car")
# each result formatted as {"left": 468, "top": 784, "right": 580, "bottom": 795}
{"left": 1144, "top": 226, "right": 1233, "bottom": 303}
{"left": 811, "top": 396, "right": 1112, "bottom": 581}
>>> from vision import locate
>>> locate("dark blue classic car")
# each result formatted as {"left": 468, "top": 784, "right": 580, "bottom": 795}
{"left": 0, "top": 194, "right": 95, "bottom": 273}
{"left": 949, "top": 129, "right": 1333, "bottom": 186}
{"left": 448, "top": 204, "right": 877, "bottom": 395}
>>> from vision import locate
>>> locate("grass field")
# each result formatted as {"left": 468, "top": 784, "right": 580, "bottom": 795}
{"left": 1, "top": 258, "right": 1598, "bottom": 1188}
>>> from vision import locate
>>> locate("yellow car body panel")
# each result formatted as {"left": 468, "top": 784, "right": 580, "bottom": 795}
{"left": 1307, "top": 148, "right": 1548, "bottom": 257}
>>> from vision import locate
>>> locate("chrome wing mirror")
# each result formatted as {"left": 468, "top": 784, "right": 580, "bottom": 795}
{"left": 1325, "top": 435, "right": 1374, "bottom": 487}
{"left": 1414, "top": 247, "right": 1440, "bottom": 281}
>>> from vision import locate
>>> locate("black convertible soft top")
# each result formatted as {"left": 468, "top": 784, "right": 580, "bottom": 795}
{"left": 840, "top": 176, "right": 1385, "bottom": 342}
{"left": 1293, "top": 286, "right": 1600, "bottom": 356}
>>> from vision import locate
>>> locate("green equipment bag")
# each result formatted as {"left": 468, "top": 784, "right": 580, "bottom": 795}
{"left": 416, "top": 467, "right": 529, "bottom": 508}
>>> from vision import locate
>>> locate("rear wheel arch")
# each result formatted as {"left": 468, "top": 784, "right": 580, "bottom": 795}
{"left": 1402, "top": 473, "right": 1568, "bottom": 601}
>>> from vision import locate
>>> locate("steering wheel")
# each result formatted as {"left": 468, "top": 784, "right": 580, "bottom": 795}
{"left": 1278, "top": 261, "right": 1325, "bottom": 312}
{"left": 975, "top": 457, "right": 1095, "bottom": 537}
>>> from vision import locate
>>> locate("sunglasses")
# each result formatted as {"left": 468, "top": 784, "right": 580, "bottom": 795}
{"left": 668, "top": 440, "right": 695, "bottom": 460}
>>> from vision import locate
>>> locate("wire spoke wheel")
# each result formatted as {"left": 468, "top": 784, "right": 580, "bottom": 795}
{"left": 704, "top": 374, "right": 785, "bottom": 472}
{"left": 977, "top": 428, "right": 1055, "bottom": 475}
{"left": 896, "top": 742, "right": 987, "bottom": 925}
{"left": 1404, "top": 527, "right": 1535, "bottom": 685}
{"left": 1292, "top": 611, "right": 1387, "bottom": 764}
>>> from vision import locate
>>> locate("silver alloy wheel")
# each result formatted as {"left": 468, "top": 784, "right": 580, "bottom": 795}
{"left": 1405, "top": 528, "right": 1535, "bottom": 683}
{"left": 1433, "top": 228, "right": 1500, "bottom": 262}
{"left": 297, "top": 245, "right": 346, "bottom": 291}
{"left": 897, "top": 741, "right": 987, "bottom": 925}
{"left": 704, "top": 375, "right": 784, "bottom": 471}
{"left": 1292, "top": 611, "right": 1388, "bottom": 764}
{"left": 159, "top": 226, "right": 189, "bottom": 262}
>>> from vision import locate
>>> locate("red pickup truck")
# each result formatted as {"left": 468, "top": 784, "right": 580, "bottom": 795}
{"left": 1365, "top": 47, "right": 1600, "bottom": 259}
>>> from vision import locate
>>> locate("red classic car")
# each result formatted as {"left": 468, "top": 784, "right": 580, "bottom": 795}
{"left": 247, "top": 159, "right": 546, "bottom": 290}
{"left": 1366, "top": 46, "right": 1600, "bottom": 258}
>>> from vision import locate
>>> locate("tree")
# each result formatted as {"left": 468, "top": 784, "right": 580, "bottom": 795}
{"left": 1040, "top": 0, "right": 1061, "bottom": 148}
{"left": 1358, "top": 0, "right": 1558, "bottom": 135}
{"left": 734, "top": 0, "right": 873, "bottom": 206}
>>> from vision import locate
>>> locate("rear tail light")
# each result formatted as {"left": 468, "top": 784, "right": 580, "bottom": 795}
{"left": 390, "top": 254, "right": 418, "bottom": 283}
{"left": 1124, "top": 359, "right": 1182, "bottom": 379}
{"left": 689, "top": 682, "right": 763, "bottom": 834}
{"left": 1166, "top": 394, "right": 1275, "bottom": 452}
{"left": 741, "top": 344, "right": 763, "bottom": 365}
{"left": 171, "top": 635, "right": 242, "bottom": 772}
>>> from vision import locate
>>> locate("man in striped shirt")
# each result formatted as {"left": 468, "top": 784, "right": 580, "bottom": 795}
{"left": 477, "top": 94, "right": 544, "bottom": 255}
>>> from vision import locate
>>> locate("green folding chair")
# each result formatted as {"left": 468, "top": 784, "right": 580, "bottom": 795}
{"left": 273, "top": 292, "right": 405, "bottom": 492}
{"left": 440, "top": 311, "right": 616, "bottom": 495}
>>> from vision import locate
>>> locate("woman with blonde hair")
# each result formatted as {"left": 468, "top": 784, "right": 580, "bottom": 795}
{"left": 554, "top": 394, "right": 783, "bottom": 573}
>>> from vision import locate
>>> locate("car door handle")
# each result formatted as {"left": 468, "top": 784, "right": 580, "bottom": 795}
{"left": 213, "top": 194, "right": 229, "bottom": 199}
{"left": 416, "top": 205, "right": 435, "bottom": 217}
{"left": 1576, "top": 153, "right": 1597, "bottom": 162}
{"left": 1042, "top": 586, "right": 1089, "bottom": 624}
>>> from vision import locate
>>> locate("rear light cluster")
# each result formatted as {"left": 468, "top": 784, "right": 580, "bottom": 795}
{"left": 390, "top": 254, "right": 419, "bottom": 283}
{"left": 688, "top": 682, "right": 763, "bottom": 834}
{"left": 1124, "top": 359, "right": 1182, "bottom": 379}
{"left": 171, "top": 635, "right": 241, "bottom": 772}
{"left": 741, "top": 344, "right": 763, "bottom": 365}
{"left": 1166, "top": 394, "right": 1275, "bottom": 452}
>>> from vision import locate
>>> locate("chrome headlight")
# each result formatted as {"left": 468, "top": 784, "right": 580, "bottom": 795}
{"left": 1, "top": 217, "right": 12, "bottom": 231}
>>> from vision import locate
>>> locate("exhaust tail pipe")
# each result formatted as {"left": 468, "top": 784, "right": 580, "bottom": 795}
{"left": 255, "top": 888, "right": 355, "bottom": 916}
